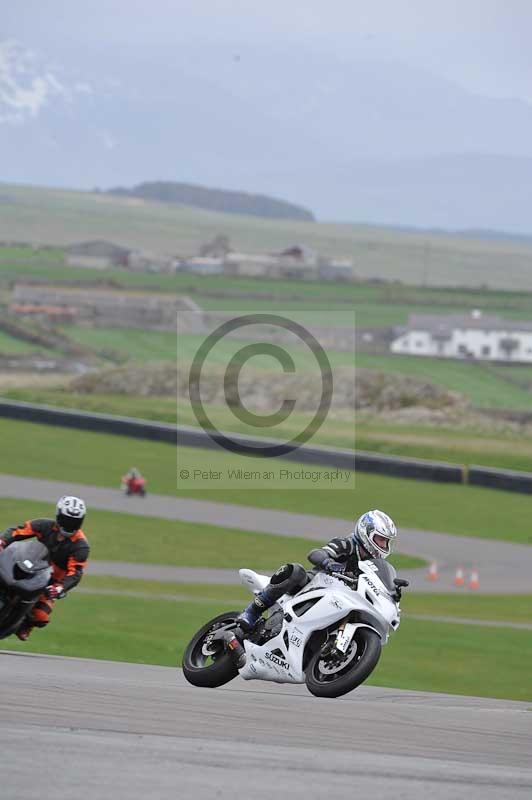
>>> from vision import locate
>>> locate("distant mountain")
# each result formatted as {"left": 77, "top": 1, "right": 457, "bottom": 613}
{"left": 106, "top": 181, "right": 314, "bottom": 221}
{"left": 2, "top": 39, "right": 532, "bottom": 232}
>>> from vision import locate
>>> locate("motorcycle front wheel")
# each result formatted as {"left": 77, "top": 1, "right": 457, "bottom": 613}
{"left": 182, "top": 611, "right": 241, "bottom": 688}
{"left": 305, "top": 627, "right": 381, "bottom": 698}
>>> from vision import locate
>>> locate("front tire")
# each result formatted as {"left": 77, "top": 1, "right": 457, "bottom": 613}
{"left": 182, "top": 611, "right": 241, "bottom": 688}
{"left": 305, "top": 627, "right": 381, "bottom": 698}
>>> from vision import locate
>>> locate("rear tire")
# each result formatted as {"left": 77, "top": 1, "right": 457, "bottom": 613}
{"left": 305, "top": 627, "right": 381, "bottom": 698}
{"left": 182, "top": 611, "right": 241, "bottom": 688}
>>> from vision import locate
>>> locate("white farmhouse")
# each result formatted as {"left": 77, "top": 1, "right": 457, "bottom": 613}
{"left": 391, "top": 311, "right": 532, "bottom": 363}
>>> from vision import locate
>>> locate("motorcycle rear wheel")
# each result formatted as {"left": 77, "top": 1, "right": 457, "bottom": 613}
{"left": 305, "top": 627, "right": 381, "bottom": 698}
{"left": 182, "top": 611, "right": 241, "bottom": 688}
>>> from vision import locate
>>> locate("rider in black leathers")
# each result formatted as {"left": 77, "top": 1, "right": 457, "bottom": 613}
{"left": 237, "top": 509, "right": 398, "bottom": 631}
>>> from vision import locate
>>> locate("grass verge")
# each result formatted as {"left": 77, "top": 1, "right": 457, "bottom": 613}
{"left": 368, "top": 617, "right": 532, "bottom": 701}
{"left": 402, "top": 593, "right": 532, "bottom": 624}
{"left": 78, "top": 578, "right": 532, "bottom": 626}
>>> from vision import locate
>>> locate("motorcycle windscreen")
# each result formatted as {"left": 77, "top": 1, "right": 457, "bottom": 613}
{"left": 0, "top": 540, "right": 52, "bottom": 591}
{"left": 366, "top": 559, "right": 397, "bottom": 594}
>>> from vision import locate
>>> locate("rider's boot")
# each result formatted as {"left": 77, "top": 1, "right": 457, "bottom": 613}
{"left": 237, "top": 588, "right": 278, "bottom": 631}
{"left": 16, "top": 622, "right": 34, "bottom": 641}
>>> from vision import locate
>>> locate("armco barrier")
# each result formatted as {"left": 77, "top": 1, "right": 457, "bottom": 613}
{"left": 0, "top": 399, "right": 466, "bottom": 485}
{"left": 469, "top": 465, "right": 532, "bottom": 494}
{"left": 175, "top": 427, "right": 462, "bottom": 482}
{"left": 353, "top": 450, "right": 464, "bottom": 483}
{"left": 0, "top": 399, "right": 176, "bottom": 444}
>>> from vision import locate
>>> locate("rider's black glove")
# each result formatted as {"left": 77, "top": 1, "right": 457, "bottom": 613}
{"left": 393, "top": 578, "right": 409, "bottom": 601}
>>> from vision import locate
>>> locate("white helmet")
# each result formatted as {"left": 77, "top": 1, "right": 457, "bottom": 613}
{"left": 56, "top": 496, "right": 86, "bottom": 536}
{"left": 353, "top": 509, "right": 397, "bottom": 559}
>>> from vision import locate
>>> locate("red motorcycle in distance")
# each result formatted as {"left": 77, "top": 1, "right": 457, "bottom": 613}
{"left": 121, "top": 472, "right": 147, "bottom": 497}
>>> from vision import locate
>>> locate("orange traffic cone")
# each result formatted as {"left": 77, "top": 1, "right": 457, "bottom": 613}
{"left": 454, "top": 566, "right": 465, "bottom": 587}
{"left": 426, "top": 561, "right": 439, "bottom": 582}
{"left": 469, "top": 569, "right": 480, "bottom": 590}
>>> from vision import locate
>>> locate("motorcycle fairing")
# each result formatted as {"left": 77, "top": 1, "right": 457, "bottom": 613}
{"left": 238, "top": 568, "right": 399, "bottom": 685}
{"left": 0, "top": 540, "right": 52, "bottom": 593}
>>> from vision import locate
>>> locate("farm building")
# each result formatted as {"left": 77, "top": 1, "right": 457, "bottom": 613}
{"left": 9, "top": 303, "right": 77, "bottom": 324}
{"left": 127, "top": 251, "right": 177, "bottom": 273}
{"left": 391, "top": 311, "right": 532, "bottom": 363}
{"left": 66, "top": 240, "right": 132, "bottom": 269}
{"left": 12, "top": 285, "right": 202, "bottom": 332}
{"left": 223, "top": 252, "right": 279, "bottom": 277}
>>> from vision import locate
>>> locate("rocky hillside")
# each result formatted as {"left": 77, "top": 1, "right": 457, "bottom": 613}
{"left": 71, "top": 364, "right": 467, "bottom": 418}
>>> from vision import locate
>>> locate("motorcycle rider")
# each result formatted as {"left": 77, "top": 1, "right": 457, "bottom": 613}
{"left": 0, "top": 496, "right": 90, "bottom": 641}
{"left": 121, "top": 466, "right": 145, "bottom": 492}
{"left": 237, "top": 509, "right": 398, "bottom": 631}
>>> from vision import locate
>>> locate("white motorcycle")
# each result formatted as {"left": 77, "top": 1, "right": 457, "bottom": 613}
{"left": 182, "top": 560, "right": 408, "bottom": 698}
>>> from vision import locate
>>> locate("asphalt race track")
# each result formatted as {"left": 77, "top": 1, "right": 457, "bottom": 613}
{"left": 0, "top": 653, "right": 530, "bottom": 800}
{"left": 1, "top": 474, "right": 531, "bottom": 592}
{"left": 1, "top": 474, "right": 531, "bottom": 799}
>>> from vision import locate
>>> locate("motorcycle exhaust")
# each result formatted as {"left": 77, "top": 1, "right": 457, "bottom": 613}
{"left": 221, "top": 630, "right": 247, "bottom": 669}
{"left": 209, "top": 627, "right": 246, "bottom": 669}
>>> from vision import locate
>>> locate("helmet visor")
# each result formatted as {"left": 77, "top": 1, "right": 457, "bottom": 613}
{"left": 372, "top": 533, "right": 393, "bottom": 555}
{"left": 57, "top": 512, "right": 83, "bottom": 535}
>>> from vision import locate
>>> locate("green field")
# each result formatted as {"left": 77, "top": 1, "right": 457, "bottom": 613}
{"left": 0, "top": 330, "right": 38, "bottom": 355}
{"left": 66, "top": 326, "right": 179, "bottom": 363}
{"left": 357, "top": 353, "right": 532, "bottom": 411}
{"left": 83, "top": 576, "right": 252, "bottom": 602}
{"left": 81, "top": 577, "right": 532, "bottom": 625}
{"left": 1, "top": 418, "right": 531, "bottom": 545}
{"left": 368, "top": 617, "right": 532, "bottom": 701}
{"left": 64, "top": 326, "right": 356, "bottom": 369}
{"left": 1, "top": 584, "right": 529, "bottom": 700}
{"left": 3, "top": 184, "right": 532, "bottom": 290}
{"left": 354, "top": 417, "right": 532, "bottom": 472}
{"left": 403, "top": 593, "right": 532, "bottom": 624}
{"left": 5, "top": 389, "right": 532, "bottom": 473}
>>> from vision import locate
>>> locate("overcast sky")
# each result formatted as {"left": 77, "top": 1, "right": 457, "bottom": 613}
{"left": 4, "top": 0, "right": 532, "bottom": 101}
